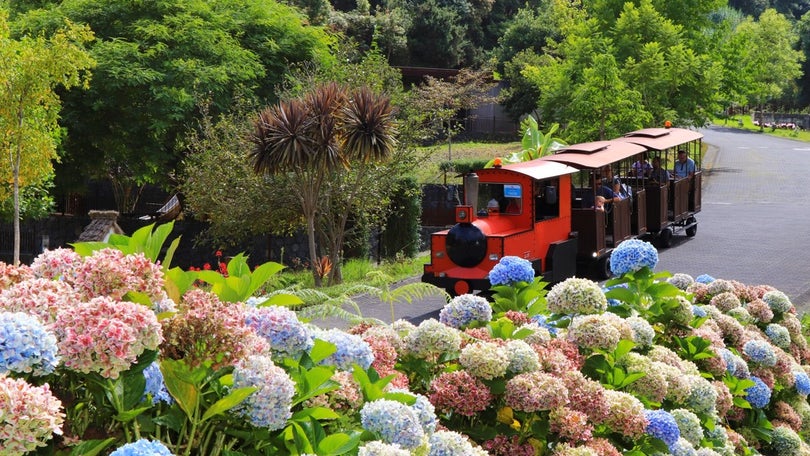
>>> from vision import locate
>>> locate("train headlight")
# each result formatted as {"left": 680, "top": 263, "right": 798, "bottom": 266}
{"left": 591, "top": 251, "right": 598, "bottom": 258}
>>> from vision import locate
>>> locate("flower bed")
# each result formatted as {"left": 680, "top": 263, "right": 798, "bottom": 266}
{"left": 2, "top": 235, "right": 810, "bottom": 455}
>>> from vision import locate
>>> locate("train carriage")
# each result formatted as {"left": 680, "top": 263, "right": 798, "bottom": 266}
{"left": 616, "top": 127, "right": 704, "bottom": 247}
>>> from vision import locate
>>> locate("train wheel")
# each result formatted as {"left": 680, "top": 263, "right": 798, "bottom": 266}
{"left": 657, "top": 227, "right": 673, "bottom": 248}
{"left": 685, "top": 217, "right": 697, "bottom": 237}
{"left": 596, "top": 256, "right": 612, "bottom": 280}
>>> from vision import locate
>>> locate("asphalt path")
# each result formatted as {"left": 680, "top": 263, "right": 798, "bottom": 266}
{"left": 315, "top": 125, "right": 810, "bottom": 329}
{"left": 656, "top": 125, "right": 810, "bottom": 313}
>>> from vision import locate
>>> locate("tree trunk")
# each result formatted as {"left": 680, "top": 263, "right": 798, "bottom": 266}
{"left": 306, "top": 214, "right": 321, "bottom": 287}
{"left": 13, "top": 107, "right": 24, "bottom": 266}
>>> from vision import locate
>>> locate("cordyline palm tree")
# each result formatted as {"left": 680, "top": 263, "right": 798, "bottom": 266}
{"left": 251, "top": 83, "right": 396, "bottom": 286}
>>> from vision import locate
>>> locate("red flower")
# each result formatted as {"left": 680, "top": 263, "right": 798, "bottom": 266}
{"left": 203, "top": 263, "right": 211, "bottom": 270}
{"left": 215, "top": 250, "right": 223, "bottom": 257}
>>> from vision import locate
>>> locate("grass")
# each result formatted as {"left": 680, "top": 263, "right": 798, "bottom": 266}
{"left": 712, "top": 115, "right": 810, "bottom": 141}
{"left": 268, "top": 253, "right": 431, "bottom": 297}
{"left": 414, "top": 140, "right": 522, "bottom": 184}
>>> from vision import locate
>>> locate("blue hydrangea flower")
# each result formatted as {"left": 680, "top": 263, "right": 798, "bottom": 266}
{"left": 745, "top": 376, "right": 772, "bottom": 408}
{"left": 770, "top": 426, "right": 802, "bottom": 455}
{"left": 439, "top": 294, "right": 492, "bottom": 328}
{"left": 762, "top": 290, "right": 793, "bottom": 314}
{"left": 488, "top": 256, "right": 535, "bottom": 286}
{"left": 313, "top": 328, "right": 374, "bottom": 370}
{"left": 143, "top": 361, "right": 173, "bottom": 405}
{"left": 764, "top": 324, "right": 791, "bottom": 349}
{"left": 609, "top": 239, "right": 658, "bottom": 275}
{"left": 358, "top": 441, "right": 410, "bottom": 456}
{"left": 232, "top": 355, "right": 295, "bottom": 430}
{"left": 361, "top": 399, "right": 425, "bottom": 449}
{"left": 644, "top": 409, "right": 681, "bottom": 447}
{"left": 245, "top": 296, "right": 269, "bottom": 307}
{"left": 109, "top": 439, "right": 174, "bottom": 456}
{"left": 428, "top": 430, "right": 478, "bottom": 455}
{"left": 794, "top": 371, "right": 810, "bottom": 395}
{"left": 695, "top": 274, "right": 715, "bottom": 284}
{"left": 530, "top": 314, "right": 558, "bottom": 336}
{"left": 742, "top": 340, "right": 777, "bottom": 366}
{"left": 669, "top": 437, "right": 697, "bottom": 456}
{"left": 627, "top": 316, "right": 655, "bottom": 348}
{"left": 246, "top": 306, "right": 313, "bottom": 359}
{"left": 389, "top": 388, "right": 437, "bottom": 435}
{"left": 0, "top": 311, "right": 59, "bottom": 376}
{"left": 691, "top": 305, "right": 707, "bottom": 318}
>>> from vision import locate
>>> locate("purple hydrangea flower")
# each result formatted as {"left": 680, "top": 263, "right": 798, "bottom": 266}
{"left": 360, "top": 399, "right": 425, "bottom": 449}
{"left": 232, "top": 355, "right": 295, "bottom": 430}
{"left": 609, "top": 239, "right": 658, "bottom": 275}
{"left": 439, "top": 294, "right": 492, "bottom": 328}
{"left": 245, "top": 306, "right": 313, "bottom": 359}
{"left": 488, "top": 256, "right": 535, "bottom": 286}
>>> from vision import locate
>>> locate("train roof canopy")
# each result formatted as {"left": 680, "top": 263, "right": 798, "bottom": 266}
{"left": 477, "top": 158, "right": 579, "bottom": 180}
{"left": 616, "top": 127, "right": 703, "bottom": 150}
{"left": 540, "top": 140, "right": 647, "bottom": 169}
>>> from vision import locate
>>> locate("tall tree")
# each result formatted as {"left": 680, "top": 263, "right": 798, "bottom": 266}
{"left": 0, "top": 10, "right": 94, "bottom": 264}
{"left": 251, "top": 83, "right": 397, "bottom": 286}
{"left": 735, "top": 9, "right": 804, "bottom": 123}
{"left": 14, "top": 0, "right": 331, "bottom": 212}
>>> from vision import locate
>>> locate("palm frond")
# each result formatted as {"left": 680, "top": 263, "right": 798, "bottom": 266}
{"left": 341, "top": 87, "right": 397, "bottom": 163}
{"left": 251, "top": 99, "right": 317, "bottom": 174}
{"left": 383, "top": 282, "right": 449, "bottom": 305}
{"left": 305, "top": 83, "right": 348, "bottom": 170}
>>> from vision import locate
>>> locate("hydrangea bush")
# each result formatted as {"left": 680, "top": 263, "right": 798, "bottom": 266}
{"left": 5, "top": 235, "right": 810, "bottom": 455}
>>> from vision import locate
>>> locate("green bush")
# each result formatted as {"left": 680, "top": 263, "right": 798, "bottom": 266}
{"left": 381, "top": 177, "right": 421, "bottom": 260}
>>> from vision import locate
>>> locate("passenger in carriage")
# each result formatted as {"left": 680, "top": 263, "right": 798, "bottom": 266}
{"left": 631, "top": 154, "right": 652, "bottom": 177}
{"left": 674, "top": 149, "right": 696, "bottom": 178}
{"left": 649, "top": 156, "right": 670, "bottom": 184}
{"left": 593, "top": 196, "right": 606, "bottom": 211}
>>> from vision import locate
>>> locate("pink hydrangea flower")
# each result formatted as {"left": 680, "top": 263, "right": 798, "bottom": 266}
{"left": 72, "top": 249, "right": 164, "bottom": 301}
{"left": 30, "top": 248, "right": 83, "bottom": 281}
{"left": 0, "top": 278, "right": 78, "bottom": 326}
{"left": 428, "top": 371, "right": 493, "bottom": 417}
{"left": 0, "top": 376, "right": 64, "bottom": 453}
{"left": 481, "top": 435, "right": 534, "bottom": 456}
{"left": 560, "top": 371, "right": 610, "bottom": 424}
{"left": 505, "top": 371, "right": 568, "bottom": 413}
{"left": 601, "top": 390, "right": 647, "bottom": 438}
{"left": 550, "top": 406, "right": 593, "bottom": 442}
{"left": 53, "top": 296, "right": 163, "bottom": 379}
{"left": 0, "top": 262, "right": 34, "bottom": 290}
{"left": 161, "top": 289, "right": 268, "bottom": 370}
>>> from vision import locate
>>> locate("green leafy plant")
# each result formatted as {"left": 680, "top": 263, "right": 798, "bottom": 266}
{"left": 484, "top": 117, "right": 566, "bottom": 166}
{"left": 489, "top": 277, "right": 549, "bottom": 315}
{"left": 582, "top": 340, "right": 646, "bottom": 391}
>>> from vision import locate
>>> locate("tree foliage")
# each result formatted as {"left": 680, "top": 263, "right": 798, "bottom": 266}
{"left": 13, "top": 0, "right": 332, "bottom": 212}
{"left": 0, "top": 10, "right": 94, "bottom": 264}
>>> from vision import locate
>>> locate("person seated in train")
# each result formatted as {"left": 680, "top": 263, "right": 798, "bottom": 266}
{"left": 505, "top": 198, "right": 520, "bottom": 213}
{"left": 583, "top": 174, "right": 617, "bottom": 208}
{"left": 487, "top": 198, "right": 500, "bottom": 214}
{"left": 649, "top": 156, "right": 670, "bottom": 184}
{"left": 674, "top": 149, "right": 696, "bottom": 178}
{"left": 612, "top": 179, "right": 631, "bottom": 202}
{"left": 631, "top": 154, "right": 652, "bottom": 177}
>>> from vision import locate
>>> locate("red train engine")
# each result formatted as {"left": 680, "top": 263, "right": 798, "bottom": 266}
{"left": 421, "top": 159, "right": 580, "bottom": 296}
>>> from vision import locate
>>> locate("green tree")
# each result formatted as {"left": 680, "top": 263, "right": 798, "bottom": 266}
{"left": 180, "top": 101, "right": 303, "bottom": 247}
{"left": 735, "top": 9, "right": 804, "bottom": 125}
{"left": 251, "top": 83, "right": 397, "bottom": 287}
{"left": 14, "top": 0, "right": 332, "bottom": 212}
{"left": 566, "top": 54, "right": 650, "bottom": 142}
{"left": 0, "top": 11, "right": 94, "bottom": 264}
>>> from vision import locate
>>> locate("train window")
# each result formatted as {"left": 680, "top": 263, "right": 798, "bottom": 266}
{"left": 535, "top": 179, "right": 560, "bottom": 220}
{"left": 478, "top": 183, "right": 522, "bottom": 214}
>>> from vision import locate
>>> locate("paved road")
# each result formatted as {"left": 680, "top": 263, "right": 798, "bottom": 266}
{"left": 315, "top": 126, "right": 810, "bottom": 329}
{"left": 657, "top": 126, "right": 810, "bottom": 312}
